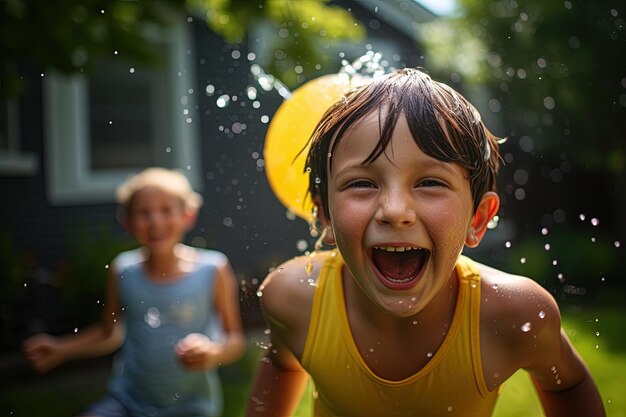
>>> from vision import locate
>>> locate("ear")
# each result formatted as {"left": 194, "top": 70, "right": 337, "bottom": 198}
{"left": 466, "top": 192, "right": 500, "bottom": 248}
{"left": 314, "top": 197, "right": 336, "bottom": 246}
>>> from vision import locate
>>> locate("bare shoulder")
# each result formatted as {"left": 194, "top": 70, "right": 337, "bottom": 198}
{"left": 257, "top": 251, "right": 334, "bottom": 360}
{"left": 258, "top": 251, "right": 333, "bottom": 330}
{"left": 474, "top": 260, "right": 563, "bottom": 375}
{"left": 474, "top": 261, "right": 601, "bottom": 403}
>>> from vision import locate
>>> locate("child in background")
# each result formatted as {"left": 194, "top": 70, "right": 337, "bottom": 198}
{"left": 23, "top": 167, "right": 245, "bottom": 417}
{"left": 246, "top": 69, "right": 604, "bottom": 416}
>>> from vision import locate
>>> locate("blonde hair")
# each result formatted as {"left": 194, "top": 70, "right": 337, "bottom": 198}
{"left": 116, "top": 167, "right": 203, "bottom": 213}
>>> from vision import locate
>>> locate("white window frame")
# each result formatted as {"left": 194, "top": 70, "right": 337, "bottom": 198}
{"left": 0, "top": 98, "right": 38, "bottom": 175}
{"left": 44, "top": 18, "right": 200, "bottom": 206}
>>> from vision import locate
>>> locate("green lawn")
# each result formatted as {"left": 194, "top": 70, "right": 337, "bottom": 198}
{"left": 2, "top": 307, "right": 623, "bottom": 416}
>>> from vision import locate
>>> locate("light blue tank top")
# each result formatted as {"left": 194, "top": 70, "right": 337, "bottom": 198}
{"left": 108, "top": 248, "right": 226, "bottom": 417}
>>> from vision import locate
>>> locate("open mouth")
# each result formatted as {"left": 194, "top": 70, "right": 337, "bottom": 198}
{"left": 370, "top": 246, "right": 429, "bottom": 289}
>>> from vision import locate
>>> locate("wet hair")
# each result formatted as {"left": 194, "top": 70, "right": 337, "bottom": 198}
{"left": 116, "top": 167, "right": 203, "bottom": 215}
{"left": 306, "top": 68, "right": 501, "bottom": 219}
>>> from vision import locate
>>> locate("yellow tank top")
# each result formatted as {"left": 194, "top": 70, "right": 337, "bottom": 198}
{"left": 301, "top": 252, "right": 500, "bottom": 417}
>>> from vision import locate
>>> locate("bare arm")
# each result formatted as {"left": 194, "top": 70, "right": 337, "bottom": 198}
{"left": 529, "top": 328, "right": 605, "bottom": 416}
{"left": 520, "top": 285, "right": 605, "bottom": 416}
{"left": 176, "top": 260, "right": 245, "bottom": 370}
{"left": 22, "top": 268, "right": 124, "bottom": 374}
{"left": 246, "top": 255, "right": 320, "bottom": 416}
{"left": 247, "top": 337, "right": 309, "bottom": 416}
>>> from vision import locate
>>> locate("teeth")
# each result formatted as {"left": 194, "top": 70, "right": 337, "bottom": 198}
{"left": 374, "top": 246, "right": 419, "bottom": 252}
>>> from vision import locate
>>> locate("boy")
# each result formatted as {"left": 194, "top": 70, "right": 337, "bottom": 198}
{"left": 246, "top": 69, "right": 604, "bottom": 416}
{"left": 23, "top": 167, "right": 245, "bottom": 417}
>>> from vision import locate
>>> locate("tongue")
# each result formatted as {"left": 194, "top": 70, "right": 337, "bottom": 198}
{"left": 372, "top": 249, "right": 426, "bottom": 282}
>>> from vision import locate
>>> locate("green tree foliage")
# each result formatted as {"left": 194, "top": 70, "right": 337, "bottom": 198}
{"left": 1, "top": 0, "right": 188, "bottom": 97}
{"left": 189, "top": 0, "right": 365, "bottom": 86}
{"left": 1, "top": 0, "right": 363, "bottom": 97}
{"left": 423, "top": 0, "right": 625, "bottom": 172}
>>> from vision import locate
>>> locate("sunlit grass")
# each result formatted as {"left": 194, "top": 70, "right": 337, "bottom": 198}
{"left": 1, "top": 308, "right": 622, "bottom": 416}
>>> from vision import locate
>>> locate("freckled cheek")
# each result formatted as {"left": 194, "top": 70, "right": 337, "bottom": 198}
{"left": 422, "top": 205, "right": 471, "bottom": 248}
{"left": 330, "top": 200, "right": 370, "bottom": 243}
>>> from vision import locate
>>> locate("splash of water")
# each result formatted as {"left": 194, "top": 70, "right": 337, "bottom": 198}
{"left": 250, "top": 50, "right": 391, "bottom": 106}
{"left": 250, "top": 64, "right": 291, "bottom": 99}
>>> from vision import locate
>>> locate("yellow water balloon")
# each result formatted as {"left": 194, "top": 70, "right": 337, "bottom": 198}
{"left": 264, "top": 74, "right": 359, "bottom": 222}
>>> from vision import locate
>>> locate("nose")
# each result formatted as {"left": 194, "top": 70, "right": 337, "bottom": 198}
{"left": 375, "top": 187, "right": 417, "bottom": 227}
{"left": 144, "top": 210, "right": 165, "bottom": 225}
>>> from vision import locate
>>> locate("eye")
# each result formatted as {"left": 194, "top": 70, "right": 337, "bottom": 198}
{"left": 418, "top": 178, "right": 445, "bottom": 188}
{"left": 348, "top": 179, "right": 377, "bottom": 189}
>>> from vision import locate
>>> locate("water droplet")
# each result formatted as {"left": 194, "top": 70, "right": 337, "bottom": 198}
{"left": 615, "top": 241, "right": 621, "bottom": 248}
{"left": 544, "top": 244, "right": 551, "bottom": 251}
{"left": 493, "top": 371, "right": 500, "bottom": 378}
{"left": 590, "top": 217, "right": 599, "bottom": 226}
{"left": 216, "top": 94, "right": 230, "bottom": 108}
{"left": 427, "top": 352, "right": 433, "bottom": 358}
{"left": 579, "top": 213, "right": 586, "bottom": 221}
{"left": 520, "top": 257, "right": 526, "bottom": 264}
{"left": 412, "top": 320, "right": 418, "bottom": 325}
{"left": 256, "top": 290, "right": 263, "bottom": 297}
{"left": 505, "top": 241, "right": 512, "bottom": 248}
{"left": 596, "top": 331, "right": 600, "bottom": 337}
{"left": 369, "top": 347, "right": 374, "bottom": 353}
{"left": 541, "top": 227, "right": 549, "bottom": 235}
{"left": 521, "top": 322, "right": 532, "bottom": 332}
{"left": 246, "top": 86, "right": 257, "bottom": 100}
{"left": 447, "top": 406, "right": 453, "bottom": 412}
{"left": 487, "top": 215, "right": 499, "bottom": 229}
{"left": 296, "top": 239, "right": 308, "bottom": 252}
{"left": 144, "top": 307, "right": 161, "bottom": 328}
{"left": 74, "top": 327, "right": 78, "bottom": 333}
{"left": 538, "top": 310, "right": 546, "bottom": 319}
{"left": 543, "top": 96, "right": 555, "bottom": 110}
{"left": 492, "top": 284, "right": 498, "bottom": 290}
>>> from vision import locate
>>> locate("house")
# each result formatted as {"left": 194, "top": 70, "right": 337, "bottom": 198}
{"left": 0, "top": 0, "right": 437, "bottom": 343}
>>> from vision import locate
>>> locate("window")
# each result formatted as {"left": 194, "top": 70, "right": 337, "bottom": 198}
{"left": 44, "top": 19, "right": 200, "bottom": 205}
{"left": 0, "top": 97, "right": 37, "bottom": 175}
